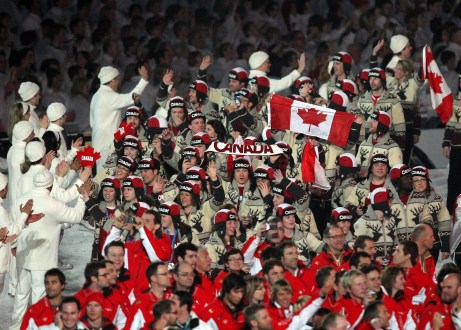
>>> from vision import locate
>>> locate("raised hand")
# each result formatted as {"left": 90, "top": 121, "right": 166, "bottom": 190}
{"left": 138, "top": 65, "right": 149, "bottom": 81}
{"left": 20, "top": 199, "right": 34, "bottom": 215}
{"left": 72, "top": 137, "right": 84, "bottom": 149}
{"left": 44, "top": 150, "right": 56, "bottom": 169}
{"left": 372, "top": 39, "right": 385, "bottom": 55}
{"left": 79, "top": 167, "right": 92, "bottom": 183}
{"left": 152, "top": 176, "right": 166, "bottom": 194}
{"left": 273, "top": 169, "right": 284, "bottom": 183}
{"left": 162, "top": 69, "right": 174, "bottom": 85}
{"left": 207, "top": 160, "right": 218, "bottom": 180}
{"left": 199, "top": 55, "right": 212, "bottom": 70}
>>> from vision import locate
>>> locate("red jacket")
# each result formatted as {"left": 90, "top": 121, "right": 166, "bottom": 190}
{"left": 20, "top": 297, "right": 57, "bottom": 330}
{"left": 196, "top": 270, "right": 214, "bottom": 293}
{"left": 74, "top": 288, "right": 126, "bottom": 325}
{"left": 310, "top": 246, "right": 353, "bottom": 273}
{"left": 125, "top": 290, "right": 173, "bottom": 330}
{"left": 266, "top": 302, "right": 295, "bottom": 330}
{"left": 417, "top": 303, "right": 454, "bottom": 330}
{"left": 199, "top": 298, "right": 244, "bottom": 330}
{"left": 284, "top": 270, "right": 308, "bottom": 303}
{"left": 404, "top": 263, "right": 437, "bottom": 304}
{"left": 332, "top": 296, "right": 365, "bottom": 327}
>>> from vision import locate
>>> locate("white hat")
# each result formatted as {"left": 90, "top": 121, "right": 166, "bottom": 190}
{"left": 0, "top": 173, "right": 7, "bottom": 191}
{"left": 249, "top": 51, "right": 269, "bottom": 70}
{"left": 98, "top": 66, "right": 119, "bottom": 84}
{"left": 26, "top": 141, "right": 46, "bottom": 162}
{"left": 13, "top": 121, "right": 34, "bottom": 142}
{"left": 33, "top": 170, "right": 54, "bottom": 188}
{"left": 390, "top": 35, "right": 409, "bottom": 54}
{"left": 18, "top": 82, "right": 40, "bottom": 102}
{"left": 47, "top": 103, "right": 66, "bottom": 122}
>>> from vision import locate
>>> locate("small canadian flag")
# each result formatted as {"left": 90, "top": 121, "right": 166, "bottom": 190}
{"left": 422, "top": 45, "right": 453, "bottom": 123}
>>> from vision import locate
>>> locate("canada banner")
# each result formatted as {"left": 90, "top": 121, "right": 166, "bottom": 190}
{"left": 421, "top": 45, "right": 453, "bottom": 123}
{"left": 206, "top": 141, "right": 285, "bottom": 156}
{"left": 268, "top": 94, "right": 355, "bottom": 148}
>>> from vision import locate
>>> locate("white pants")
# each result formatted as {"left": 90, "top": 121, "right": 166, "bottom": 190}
{"left": 8, "top": 255, "right": 17, "bottom": 296}
{"left": 0, "top": 272, "right": 5, "bottom": 300}
{"left": 9, "top": 268, "right": 47, "bottom": 330}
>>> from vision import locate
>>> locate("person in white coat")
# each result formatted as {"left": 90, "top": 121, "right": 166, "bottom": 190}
{"left": 90, "top": 65, "right": 149, "bottom": 167}
{"left": 9, "top": 170, "right": 89, "bottom": 330}
{"left": 0, "top": 173, "right": 36, "bottom": 303}
{"left": 18, "top": 81, "right": 47, "bottom": 137}
{"left": 6, "top": 121, "right": 35, "bottom": 297}
{"left": 248, "top": 51, "right": 305, "bottom": 94}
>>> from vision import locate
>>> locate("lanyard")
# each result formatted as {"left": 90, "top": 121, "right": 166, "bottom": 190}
{"left": 169, "top": 230, "right": 178, "bottom": 264}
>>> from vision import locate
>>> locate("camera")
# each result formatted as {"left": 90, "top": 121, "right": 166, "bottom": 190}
{"left": 124, "top": 216, "right": 135, "bottom": 224}
{"left": 234, "top": 96, "right": 242, "bottom": 107}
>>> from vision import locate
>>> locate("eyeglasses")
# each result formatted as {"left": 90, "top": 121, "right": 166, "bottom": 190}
{"left": 326, "top": 234, "right": 345, "bottom": 240}
{"left": 178, "top": 272, "right": 195, "bottom": 278}
{"left": 169, "top": 311, "right": 179, "bottom": 315}
{"left": 228, "top": 257, "right": 243, "bottom": 262}
{"left": 155, "top": 272, "right": 169, "bottom": 276}
{"left": 97, "top": 273, "right": 109, "bottom": 277}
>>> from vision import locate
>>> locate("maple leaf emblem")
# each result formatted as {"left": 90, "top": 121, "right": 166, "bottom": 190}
{"left": 297, "top": 108, "right": 327, "bottom": 127}
{"left": 76, "top": 146, "right": 101, "bottom": 168}
{"left": 428, "top": 70, "right": 443, "bottom": 94}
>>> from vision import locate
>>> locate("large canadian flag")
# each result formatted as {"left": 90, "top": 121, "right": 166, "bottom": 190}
{"left": 422, "top": 45, "right": 453, "bottom": 123}
{"left": 269, "top": 94, "right": 355, "bottom": 148}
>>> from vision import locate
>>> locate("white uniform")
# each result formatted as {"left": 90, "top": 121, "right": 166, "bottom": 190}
{"left": 90, "top": 79, "right": 148, "bottom": 166}
{"left": 9, "top": 185, "right": 85, "bottom": 330}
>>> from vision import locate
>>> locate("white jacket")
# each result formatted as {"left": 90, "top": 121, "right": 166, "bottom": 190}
{"left": 46, "top": 122, "right": 77, "bottom": 161}
{"left": 13, "top": 187, "right": 85, "bottom": 270}
{"left": 90, "top": 78, "right": 148, "bottom": 163}
{"left": 0, "top": 198, "right": 28, "bottom": 273}
{"left": 249, "top": 69, "right": 300, "bottom": 93}
{"left": 7, "top": 140, "right": 26, "bottom": 207}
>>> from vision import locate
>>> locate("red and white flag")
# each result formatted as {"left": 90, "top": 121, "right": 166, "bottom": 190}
{"left": 301, "top": 141, "right": 330, "bottom": 189}
{"left": 269, "top": 94, "right": 355, "bottom": 148}
{"left": 422, "top": 45, "right": 453, "bottom": 123}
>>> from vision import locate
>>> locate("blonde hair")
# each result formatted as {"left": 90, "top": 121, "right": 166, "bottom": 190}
{"left": 396, "top": 60, "right": 414, "bottom": 79}
{"left": 271, "top": 278, "right": 292, "bottom": 300}
{"left": 244, "top": 276, "right": 264, "bottom": 302}
{"left": 8, "top": 103, "right": 28, "bottom": 141}
{"left": 341, "top": 269, "right": 366, "bottom": 291}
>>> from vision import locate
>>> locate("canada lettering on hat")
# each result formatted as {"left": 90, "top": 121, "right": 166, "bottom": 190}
{"left": 401, "top": 168, "right": 411, "bottom": 176}
{"left": 123, "top": 141, "right": 139, "bottom": 148}
{"left": 101, "top": 180, "right": 115, "bottom": 188}
{"left": 412, "top": 170, "right": 426, "bottom": 177}
{"left": 372, "top": 157, "right": 388, "bottom": 163}
{"left": 180, "top": 184, "right": 193, "bottom": 192}
{"left": 186, "top": 173, "right": 200, "bottom": 180}
{"left": 182, "top": 149, "right": 198, "bottom": 157}
{"left": 234, "top": 162, "right": 250, "bottom": 169}
{"left": 170, "top": 101, "right": 184, "bottom": 108}
{"left": 338, "top": 214, "right": 353, "bottom": 221}
{"left": 368, "top": 71, "right": 381, "bottom": 78}
{"left": 282, "top": 208, "right": 296, "bottom": 216}
{"left": 254, "top": 172, "right": 268, "bottom": 178}
{"left": 273, "top": 186, "right": 283, "bottom": 194}
{"left": 125, "top": 110, "right": 140, "bottom": 117}
{"left": 159, "top": 207, "right": 169, "bottom": 214}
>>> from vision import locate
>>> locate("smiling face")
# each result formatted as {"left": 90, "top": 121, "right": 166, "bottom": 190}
{"left": 106, "top": 245, "right": 124, "bottom": 270}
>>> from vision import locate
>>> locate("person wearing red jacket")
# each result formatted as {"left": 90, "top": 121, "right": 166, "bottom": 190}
{"left": 355, "top": 301, "right": 391, "bottom": 330}
{"left": 125, "top": 262, "right": 173, "bottom": 330}
{"left": 392, "top": 240, "right": 437, "bottom": 306}
{"left": 311, "top": 225, "right": 353, "bottom": 273}
{"left": 21, "top": 269, "right": 66, "bottom": 330}
{"left": 196, "top": 247, "right": 214, "bottom": 293}
{"left": 278, "top": 241, "right": 310, "bottom": 302}
{"left": 74, "top": 261, "right": 126, "bottom": 329}
{"left": 172, "top": 262, "right": 209, "bottom": 315}
{"left": 213, "top": 248, "right": 248, "bottom": 295}
{"left": 418, "top": 272, "right": 460, "bottom": 330}
{"left": 242, "top": 217, "right": 284, "bottom": 275}
{"left": 200, "top": 273, "right": 246, "bottom": 330}
{"left": 80, "top": 292, "right": 116, "bottom": 330}
{"left": 332, "top": 270, "right": 369, "bottom": 328}
{"left": 412, "top": 223, "right": 437, "bottom": 280}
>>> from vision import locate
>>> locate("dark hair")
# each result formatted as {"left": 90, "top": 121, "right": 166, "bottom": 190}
{"left": 146, "top": 262, "right": 166, "bottom": 283}
{"left": 153, "top": 300, "right": 175, "bottom": 320}
{"left": 206, "top": 120, "right": 227, "bottom": 142}
{"left": 41, "top": 130, "right": 60, "bottom": 154}
{"left": 60, "top": 296, "right": 81, "bottom": 311}
{"left": 260, "top": 246, "right": 281, "bottom": 263}
{"left": 104, "top": 240, "right": 125, "bottom": 257}
{"left": 361, "top": 263, "right": 380, "bottom": 276}
{"left": 221, "top": 273, "right": 246, "bottom": 298}
{"left": 316, "top": 266, "right": 334, "bottom": 288}
{"left": 174, "top": 242, "right": 198, "bottom": 262}
{"left": 350, "top": 252, "right": 371, "bottom": 269}
{"left": 174, "top": 290, "right": 193, "bottom": 313}
{"left": 399, "top": 240, "right": 418, "bottom": 266}
{"left": 45, "top": 268, "right": 66, "bottom": 285}
{"left": 363, "top": 301, "right": 385, "bottom": 323}
{"left": 262, "top": 259, "right": 284, "bottom": 275}
{"left": 244, "top": 304, "right": 266, "bottom": 326}
{"left": 353, "top": 235, "right": 374, "bottom": 251}
{"left": 278, "top": 241, "right": 297, "bottom": 257}
{"left": 84, "top": 262, "right": 106, "bottom": 288}
{"left": 324, "top": 224, "right": 341, "bottom": 239}
{"left": 223, "top": 248, "right": 244, "bottom": 265}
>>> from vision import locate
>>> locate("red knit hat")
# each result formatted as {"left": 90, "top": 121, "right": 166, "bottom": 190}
{"left": 329, "top": 90, "right": 349, "bottom": 111}
{"left": 295, "top": 76, "right": 313, "bottom": 89}
{"left": 168, "top": 96, "right": 187, "bottom": 110}
{"left": 275, "top": 141, "right": 292, "bottom": 155}
{"left": 159, "top": 201, "right": 181, "bottom": 216}
{"left": 335, "top": 79, "right": 358, "bottom": 97}
{"left": 213, "top": 209, "right": 237, "bottom": 225}
{"left": 336, "top": 153, "right": 358, "bottom": 168}
{"left": 233, "top": 158, "right": 251, "bottom": 171}
{"left": 370, "top": 153, "right": 389, "bottom": 167}
{"left": 330, "top": 207, "right": 354, "bottom": 224}
{"left": 190, "top": 132, "right": 211, "bottom": 147}
{"left": 253, "top": 165, "right": 275, "bottom": 180}
{"left": 123, "top": 176, "right": 144, "bottom": 190}
{"left": 370, "top": 187, "right": 393, "bottom": 205}
{"left": 411, "top": 166, "right": 431, "bottom": 181}
{"left": 228, "top": 67, "right": 248, "bottom": 82}
{"left": 100, "top": 176, "right": 121, "bottom": 190}
{"left": 185, "top": 166, "right": 206, "bottom": 181}
{"left": 117, "top": 156, "right": 137, "bottom": 172}
{"left": 371, "top": 111, "right": 391, "bottom": 128}
{"left": 129, "top": 201, "right": 150, "bottom": 217}
{"left": 188, "top": 111, "right": 207, "bottom": 124}
{"left": 122, "top": 135, "right": 142, "bottom": 153}
{"left": 276, "top": 203, "right": 297, "bottom": 217}
{"left": 125, "top": 106, "right": 142, "bottom": 118}
{"left": 86, "top": 292, "right": 105, "bottom": 306}
{"left": 390, "top": 164, "right": 411, "bottom": 180}
{"left": 189, "top": 80, "right": 208, "bottom": 95}
{"left": 138, "top": 158, "right": 160, "bottom": 171}
{"left": 179, "top": 180, "right": 201, "bottom": 195}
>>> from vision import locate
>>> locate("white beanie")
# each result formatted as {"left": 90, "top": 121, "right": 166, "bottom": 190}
{"left": 390, "top": 35, "right": 409, "bottom": 54}
{"left": 13, "top": 121, "right": 34, "bottom": 142}
{"left": 26, "top": 141, "right": 46, "bottom": 162}
{"left": 18, "top": 82, "right": 40, "bottom": 102}
{"left": 33, "top": 170, "right": 54, "bottom": 188}
{"left": 249, "top": 51, "right": 269, "bottom": 70}
{"left": 47, "top": 103, "right": 66, "bottom": 122}
{"left": 0, "top": 173, "right": 7, "bottom": 191}
{"left": 98, "top": 66, "right": 119, "bottom": 84}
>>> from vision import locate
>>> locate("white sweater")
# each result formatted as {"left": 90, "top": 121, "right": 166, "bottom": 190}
{"left": 249, "top": 69, "right": 301, "bottom": 94}
{"left": 7, "top": 140, "right": 26, "bottom": 206}
{"left": 90, "top": 78, "right": 148, "bottom": 163}
{"left": 13, "top": 188, "right": 85, "bottom": 270}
